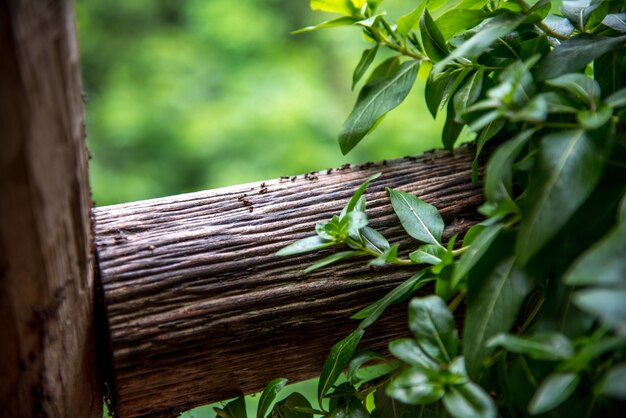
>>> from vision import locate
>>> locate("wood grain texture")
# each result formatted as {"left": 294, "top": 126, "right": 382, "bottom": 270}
{"left": 0, "top": 0, "right": 99, "bottom": 416}
{"left": 95, "top": 149, "right": 483, "bottom": 417}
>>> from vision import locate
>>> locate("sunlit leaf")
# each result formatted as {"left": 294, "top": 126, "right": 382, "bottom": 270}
{"left": 387, "top": 188, "right": 444, "bottom": 246}
{"left": 277, "top": 236, "right": 335, "bottom": 256}
{"left": 258, "top": 378, "right": 288, "bottom": 418}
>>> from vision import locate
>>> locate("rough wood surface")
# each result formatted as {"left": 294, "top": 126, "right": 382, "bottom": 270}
{"left": 95, "top": 149, "right": 483, "bottom": 417}
{"left": 0, "top": 0, "right": 100, "bottom": 416}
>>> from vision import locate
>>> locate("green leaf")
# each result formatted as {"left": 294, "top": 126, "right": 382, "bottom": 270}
{"left": 339, "top": 210, "right": 368, "bottom": 239}
{"left": 369, "top": 244, "right": 399, "bottom": 266}
{"left": 277, "top": 236, "right": 335, "bottom": 256}
{"left": 420, "top": 9, "right": 448, "bottom": 62}
{"left": 577, "top": 104, "right": 613, "bottom": 130}
{"left": 574, "top": 288, "right": 626, "bottom": 331}
{"left": 360, "top": 226, "right": 390, "bottom": 254}
{"left": 347, "top": 351, "right": 385, "bottom": 385}
{"left": 434, "top": 11, "right": 525, "bottom": 72}
{"left": 292, "top": 16, "right": 358, "bottom": 34}
{"left": 528, "top": 373, "right": 580, "bottom": 415}
{"left": 270, "top": 393, "right": 313, "bottom": 418}
{"left": 389, "top": 338, "right": 438, "bottom": 370}
{"left": 386, "top": 367, "right": 445, "bottom": 405}
{"left": 471, "top": 117, "right": 506, "bottom": 183}
{"left": 453, "top": 68, "right": 484, "bottom": 120}
{"left": 410, "top": 244, "right": 446, "bottom": 265}
{"left": 487, "top": 332, "right": 574, "bottom": 361}
{"left": 311, "top": 0, "right": 365, "bottom": 16}
{"left": 537, "top": 34, "right": 626, "bottom": 80}
{"left": 367, "top": 56, "right": 401, "bottom": 84}
{"left": 435, "top": 9, "right": 487, "bottom": 41}
{"left": 352, "top": 45, "right": 379, "bottom": 90}
{"left": 318, "top": 329, "right": 365, "bottom": 404}
{"left": 339, "top": 60, "right": 419, "bottom": 154}
{"left": 371, "top": 387, "right": 422, "bottom": 418}
{"left": 425, "top": 68, "right": 469, "bottom": 118}
{"left": 516, "top": 130, "right": 609, "bottom": 265}
{"left": 328, "top": 397, "right": 369, "bottom": 418}
{"left": 464, "top": 256, "right": 531, "bottom": 377}
{"left": 397, "top": 1, "right": 427, "bottom": 36}
{"left": 217, "top": 395, "right": 247, "bottom": 418}
{"left": 258, "top": 378, "right": 288, "bottom": 418}
{"left": 546, "top": 73, "right": 600, "bottom": 107}
{"left": 341, "top": 172, "right": 381, "bottom": 218}
{"left": 565, "top": 222, "right": 626, "bottom": 287}
{"left": 603, "top": 13, "right": 626, "bottom": 32}
{"left": 408, "top": 295, "right": 458, "bottom": 363}
{"left": 483, "top": 129, "right": 534, "bottom": 210}
{"left": 442, "top": 382, "right": 496, "bottom": 418}
{"left": 606, "top": 86, "right": 626, "bottom": 108}
{"left": 561, "top": 0, "right": 608, "bottom": 31}
{"left": 599, "top": 363, "right": 626, "bottom": 400}
{"left": 452, "top": 223, "right": 503, "bottom": 289}
{"left": 387, "top": 188, "right": 444, "bottom": 246}
{"left": 442, "top": 100, "right": 464, "bottom": 151}
{"left": 352, "top": 271, "right": 432, "bottom": 325}
{"left": 304, "top": 250, "right": 362, "bottom": 273}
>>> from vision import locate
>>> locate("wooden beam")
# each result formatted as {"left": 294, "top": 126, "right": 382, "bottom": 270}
{"left": 94, "top": 148, "right": 483, "bottom": 417}
{"left": 0, "top": 0, "right": 99, "bottom": 416}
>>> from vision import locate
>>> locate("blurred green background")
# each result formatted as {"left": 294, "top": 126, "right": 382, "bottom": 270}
{"left": 78, "top": 1, "right": 442, "bottom": 416}
{"left": 76, "top": 0, "right": 444, "bottom": 207}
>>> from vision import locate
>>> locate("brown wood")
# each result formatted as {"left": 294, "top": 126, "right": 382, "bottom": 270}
{"left": 94, "top": 148, "right": 483, "bottom": 417}
{"left": 0, "top": 0, "right": 100, "bottom": 417}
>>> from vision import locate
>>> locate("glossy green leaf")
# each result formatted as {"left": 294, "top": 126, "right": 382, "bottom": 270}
{"left": 603, "top": 13, "right": 626, "bottom": 32}
{"left": 352, "top": 271, "right": 431, "bottom": 325}
{"left": 258, "top": 378, "right": 288, "bottom": 418}
{"left": 270, "top": 393, "right": 313, "bottom": 418}
{"left": 327, "top": 397, "right": 369, "bottom": 418}
{"left": 387, "top": 188, "right": 444, "bottom": 246}
{"left": 304, "top": 250, "right": 362, "bottom": 274}
{"left": 578, "top": 104, "right": 613, "bottom": 130}
{"left": 347, "top": 351, "right": 385, "bottom": 385}
{"left": 451, "top": 223, "right": 503, "bottom": 288}
{"left": 435, "top": 9, "right": 486, "bottom": 40}
{"left": 565, "top": 222, "right": 626, "bottom": 287}
{"left": 443, "top": 100, "right": 464, "bottom": 151}
{"left": 574, "top": 288, "right": 626, "bottom": 331}
{"left": 410, "top": 244, "right": 446, "bottom": 265}
{"left": 561, "top": 0, "right": 608, "bottom": 31}
{"left": 528, "top": 373, "right": 580, "bottom": 415}
{"left": 537, "top": 34, "right": 626, "bottom": 80}
{"left": 471, "top": 117, "right": 506, "bottom": 183}
{"left": 318, "top": 329, "right": 365, "bottom": 403}
{"left": 386, "top": 367, "right": 445, "bottom": 405}
{"left": 442, "top": 382, "right": 496, "bottom": 418}
{"left": 371, "top": 387, "right": 421, "bottom": 418}
{"left": 389, "top": 338, "right": 438, "bottom": 370}
{"left": 511, "top": 94, "right": 548, "bottom": 123}
{"left": 360, "top": 226, "right": 390, "bottom": 254}
{"left": 606, "top": 87, "right": 626, "bottom": 108}
{"left": 600, "top": 363, "right": 626, "bottom": 400}
{"left": 420, "top": 9, "right": 448, "bottom": 62}
{"left": 487, "top": 332, "right": 574, "bottom": 361}
{"left": 435, "top": 11, "right": 524, "bottom": 72}
{"left": 464, "top": 256, "right": 531, "bottom": 377}
{"left": 546, "top": 73, "right": 600, "bottom": 107}
{"left": 397, "top": 1, "right": 427, "bottom": 36}
{"left": 339, "top": 60, "right": 419, "bottom": 154}
{"left": 369, "top": 243, "right": 399, "bottom": 266}
{"left": 277, "top": 236, "right": 335, "bottom": 256}
{"left": 311, "top": 0, "right": 365, "bottom": 16}
{"left": 341, "top": 172, "right": 381, "bottom": 218}
{"left": 408, "top": 295, "right": 458, "bottom": 363}
{"left": 216, "top": 395, "right": 247, "bottom": 418}
{"left": 453, "top": 68, "right": 484, "bottom": 120}
{"left": 292, "top": 16, "right": 358, "bottom": 34}
{"left": 367, "top": 56, "right": 401, "bottom": 84}
{"left": 541, "top": 14, "right": 574, "bottom": 39}
{"left": 352, "top": 45, "right": 379, "bottom": 90}
{"left": 425, "top": 69, "right": 469, "bottom": 118}
{"left": 516, "top": 129, "right": 609, "bottom": 265}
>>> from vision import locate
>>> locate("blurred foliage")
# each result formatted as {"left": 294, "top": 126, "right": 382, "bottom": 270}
{"left": 76, "top": 0, "right": 443, "bottom": 206}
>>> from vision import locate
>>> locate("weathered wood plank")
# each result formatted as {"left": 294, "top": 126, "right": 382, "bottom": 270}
{"left": 95, "top": 149, "right": 483, "bottom": 417}
{"left": 0, "top": 0, "right": 99, "bottom": 416}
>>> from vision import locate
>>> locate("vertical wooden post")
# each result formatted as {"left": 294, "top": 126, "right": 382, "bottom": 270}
{"left": 0, "top": 0, "right": 100, "bottom": 416}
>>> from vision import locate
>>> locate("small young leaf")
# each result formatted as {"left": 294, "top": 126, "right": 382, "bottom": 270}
{"left": 339, "top": 60, "right": 420, "bottom": 154}
{"left": 311, "top": 0, "right": 365, "bottom": 16}
{"left": 397, "top": 1, "right": 427, "bottom": 36}
{"left": 318, "top": 329, "right": 365, "bottom": 404}
{"left": 360, "top": 226, "right": 390, "bottom": 254}
{"left": 516, "top": 129, "right": 609, "bottom": 265}
{"left": 216, "top": 395, "right": 247, "bottom": 418}
{"left": 347, "top": 351, "right": 385, "bottom": 385}
{"left": 464, "top": 256, "right": 531, "bottom": 377}
{"left": 371, "top": 387, "right": 422, "bottom": 418}
{"left": 292, "top": 16, "right": 358, "bottom": 34}
{"left": 277, "top": 236, "right": 335, "bottom": 256}
{"left": 352, "top": 45, "right": 379, "bottom": 90}
{"left": 453, "top": 68, "right": 484, "bottom": 120}
{"left": 606, "top": 86, "right": 626, "bottom": 108}
{"left": 408, "top": 295, "right": 458, "bottom": 363}
{"left": 451, "top": 223, "right": 503, "bottom": 289}
{"left": 577, "top": 104, "right": 613, "bottom": 130}
{"left": 420, "top": 9, "right": 448, "bottom": 62}
{"left": 546, "top": 73, "right": 600, "bottom": 107}
{"left": 387, "top": 188, "right": 444, "bottom": 246}
{"left": 386, "top": 367, "right": 445, "bottom": 405}
{"left": 537, "top": 34, "right": 626, "bottom": 80}
{"left": 435, "top": 9, "right": 486, "bottom": 40}
{"left": 341, "top": 172, "right": 381, "bottom": 218}
{"left": 442, "top": 100, "right": 464, "bottom": 151}
{"left": 258, "top": 378, "right": 288, "bottom": 418}
{"left": 410, "top": 244, "right": 446, "bottom": 265}
{"left": 487, "top": 332, "right": 574, "bottom": 361}
{"left": 369, "top": 244, "right": 399, "bottom": 267}
{"left": 599, "top": 363, "right": 626, "bottom": 400}
{"left": 528, "top": 373, "right": 580, "bottom": 415}
{"left": 270, "top": 393, "right": 313, "bottom": 418}
{"left": 442, "top": 382, "right": 496, "bottom": 418}
{"left": 304, "top": 250, "right": 362, "bottom": 274}
{"left": 573, "top": 288, "right": 626, "bottom": 331}
{"left": 353, "top": 271, "right": 432, "bottom": 327}
{"left": 389, "top": 338, "right": 438, "bottom": 370}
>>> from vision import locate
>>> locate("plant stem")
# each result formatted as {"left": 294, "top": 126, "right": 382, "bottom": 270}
{"left": 448, "top": 290, "right": 467, "bottom": 312}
